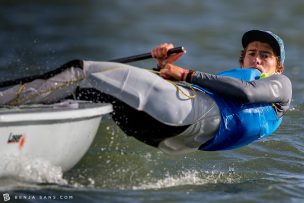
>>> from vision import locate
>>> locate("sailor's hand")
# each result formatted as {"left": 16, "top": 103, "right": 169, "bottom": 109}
{"left": 152, "top": 43, "right": 185, "bottom": 67}
{"left": 159, "top": 63, "right": 189, "bottom": 81}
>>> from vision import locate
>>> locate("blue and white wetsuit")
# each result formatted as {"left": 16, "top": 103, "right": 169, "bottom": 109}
{"left": 158, "top": 68, "right": 292, "bottom": 153}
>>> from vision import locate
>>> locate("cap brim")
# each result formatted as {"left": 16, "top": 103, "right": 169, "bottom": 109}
{"left": 242, "top": 30, "right": 280, "bottom": 56}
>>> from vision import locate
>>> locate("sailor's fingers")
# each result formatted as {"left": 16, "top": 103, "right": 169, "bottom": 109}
{"left": 151, "top": 43, "right": 174, "bottom": 60}
{"left": 166, "top": 51, "right": 185, "bottom": 64}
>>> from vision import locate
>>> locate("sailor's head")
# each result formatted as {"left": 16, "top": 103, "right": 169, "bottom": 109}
{"left": 239, "top": 30, "right": 285, "bottom": 74}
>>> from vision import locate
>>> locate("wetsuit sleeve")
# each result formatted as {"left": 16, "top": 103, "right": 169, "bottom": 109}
{"left": 191, "top": 72, "right": 292, "bottom": 116}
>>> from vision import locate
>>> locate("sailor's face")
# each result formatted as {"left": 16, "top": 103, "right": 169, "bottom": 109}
{"left": 242, "top": 41, "right": 278, "bottom": 74}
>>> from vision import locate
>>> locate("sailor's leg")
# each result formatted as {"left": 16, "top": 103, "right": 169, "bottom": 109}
{"left": 82, "top": 61, "right": 218, "bottom": 126}
{"left": 75, "top": 87, "right": 189, "bottom": 147}
{"left": 0, "top": 65, "right": 84, "bottom": 105}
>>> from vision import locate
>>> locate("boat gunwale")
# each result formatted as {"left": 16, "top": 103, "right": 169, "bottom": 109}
{"left": 0, "top": 102, "right": 113, "bottom": 123}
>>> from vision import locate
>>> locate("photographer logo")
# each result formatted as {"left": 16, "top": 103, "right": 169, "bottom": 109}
{"left": 3, "top": 193, "right": 10, "bottom": 202}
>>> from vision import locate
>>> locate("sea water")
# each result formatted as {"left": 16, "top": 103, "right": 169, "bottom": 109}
{"left": 0, "top": 0, "right": 303, "bottom": 202}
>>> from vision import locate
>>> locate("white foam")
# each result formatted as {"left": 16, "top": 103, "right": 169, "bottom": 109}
{"left": 0, "top": 155, "right": 67, "bottom": 190}
{"left": 132, "top": 168, "right": 241, "bottom": 190}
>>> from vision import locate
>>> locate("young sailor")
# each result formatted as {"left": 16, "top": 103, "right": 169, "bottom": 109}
{"left": 152, "top": 30, "right": 292, "bottom": 152}
{"left": 0, "top": 30, "right": 292, "bottom": 154}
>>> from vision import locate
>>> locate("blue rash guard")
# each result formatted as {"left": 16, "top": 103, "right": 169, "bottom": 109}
{"left": 189, "top": 68, "right": 292, "bottom": 151}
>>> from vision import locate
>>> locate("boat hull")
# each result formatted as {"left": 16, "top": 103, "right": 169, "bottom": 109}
{"left": 0, "top": 101, "right": 113, "bottom": 172}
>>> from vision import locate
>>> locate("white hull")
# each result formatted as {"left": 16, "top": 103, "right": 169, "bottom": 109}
{"left": 0, "top": 101, "right": 112, "bottom": 172}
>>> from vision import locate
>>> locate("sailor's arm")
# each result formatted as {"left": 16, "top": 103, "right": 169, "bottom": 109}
{"left": 155, "top": 61, "right": 292, "bottom": 106}
{"left": 190, "top": 72, "right": 292, "bottom": 116}
{"left": 190, "top": 72, "right": 291, "bottom": 103}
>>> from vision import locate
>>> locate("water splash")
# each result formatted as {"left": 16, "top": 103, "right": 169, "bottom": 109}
{"left": 0, "top": 155, "right": 67, "bottom": 190}
{"left": 132, "top": 168, "right": 241, "bottom": 190}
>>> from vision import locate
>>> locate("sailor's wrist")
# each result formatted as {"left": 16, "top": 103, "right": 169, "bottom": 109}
{"left": 184, "top": 69, "right": 195, "bottom": 82}
{"left": 180, "top": 69, "right": 189, "bottom": 81}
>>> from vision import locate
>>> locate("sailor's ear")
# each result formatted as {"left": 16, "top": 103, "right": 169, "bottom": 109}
{"left": 275, "top": 57, "right": 284, "bottom": 74}
{"left": 239, "top": 49, "right": 246, "bottom": 67}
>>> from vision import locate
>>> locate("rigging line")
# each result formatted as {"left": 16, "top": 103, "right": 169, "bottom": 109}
{"left": 149, "top": 69, "right": 196, "bottom": 100}
{"left": 8, "top": 77, "right": 85, "bottom": 106}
